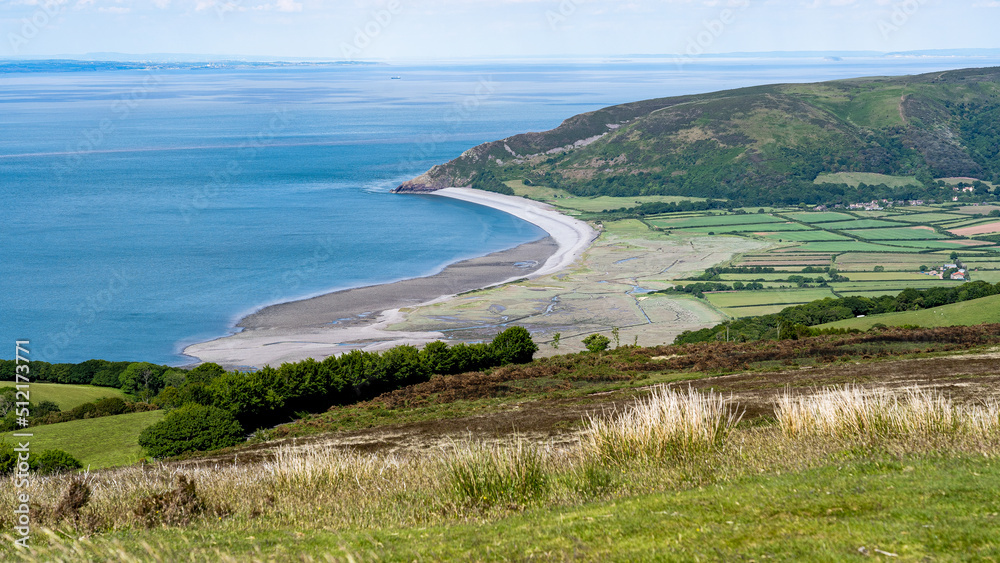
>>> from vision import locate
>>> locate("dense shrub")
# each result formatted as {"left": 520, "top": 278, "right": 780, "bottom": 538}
{"left": 583, "top": 334, "right": 611, "bottom": 353}
{"left": 0, "top": 441, "right": 16, "bottom": 475}
{"left": 0, "top": 445, "right": 83, "bottom": 475}
{"left": 34, "top": 449, "right": 83, "bottom": 474}
{"left": 37, "top": 397, "right": 156, "bottom": 426}
{"left": 489, "top": 326, "right": 539, "bottom": 365}
{"left": 138, "top": 404, "right": 245, "bottom": 458}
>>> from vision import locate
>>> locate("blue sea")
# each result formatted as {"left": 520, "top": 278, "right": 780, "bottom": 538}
{"left": 3, "top": 56, "right": 998, "bottom": 364}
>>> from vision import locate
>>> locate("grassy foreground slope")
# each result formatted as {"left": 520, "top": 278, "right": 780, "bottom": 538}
{"left": 2, "top": 410, "right": 162, "bottom": 468}
{"left": 817, "top": 293, "right": 1000, "bottom": 331}
{"left": 395, "top": 67, "right": 1000, "bottom": 205}
{"left": 0, "top": 381, "right": 124, "bottom": 410}
{"left": 14, "top": 455, "right": 997, "bottom": 561}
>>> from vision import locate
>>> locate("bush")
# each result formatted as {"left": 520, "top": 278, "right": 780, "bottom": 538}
{"left": 138, "top": 404, "right": 244, "bottom": 458}
{"left": 490, "top": 326, "right": 538, "bottom": 365}
{"left": 0, "top": 441, "right": 16, "bottom": 475}
{"left": 583, "top": 334, "right": 610, "bottom": 353}
{"left": 92, "top": 397, "right": 127, "bottom": 417}
{"left": 34, "top": 449, "right": 83, "bottom": 474}
{"left": 33, "top": 400, "right": 61, "bottom": 418}
{"left": 419, "top": 341, "right": 455, "bottom": 374}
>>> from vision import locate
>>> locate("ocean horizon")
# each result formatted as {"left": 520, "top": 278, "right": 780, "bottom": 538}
{"left": 4, "top": 55, "right": 999, "bottom": 365}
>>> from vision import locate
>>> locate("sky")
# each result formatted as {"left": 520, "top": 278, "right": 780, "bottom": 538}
{"left": 0, "top": 0, "right": 997, "bottom": 60}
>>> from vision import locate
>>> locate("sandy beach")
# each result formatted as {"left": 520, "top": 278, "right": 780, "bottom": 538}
{"left": 183, "top": 189, "right": 597, "bottom": 368}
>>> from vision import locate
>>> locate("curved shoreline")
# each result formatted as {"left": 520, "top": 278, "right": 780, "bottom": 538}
{"left": 182, "top": 189, "right": 597, "bottom": 368}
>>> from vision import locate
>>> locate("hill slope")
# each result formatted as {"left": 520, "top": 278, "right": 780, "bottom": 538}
{"left": 395, "top": 67, "right": 1000, "bottom": 206}
{"left": 817, "top": 293, "right": 1000, "bottom": 331}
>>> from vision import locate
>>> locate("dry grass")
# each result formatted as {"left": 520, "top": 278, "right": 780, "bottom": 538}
{"left": 776, "top": 386, "right": 1000, "bottom": 441}
{"left": 581, "top": 386, "right": 744, "bottom": 465}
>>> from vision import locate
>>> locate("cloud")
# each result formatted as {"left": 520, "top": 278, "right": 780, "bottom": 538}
{"left": 274, "top": 0, "right": 301, "bottom": 11}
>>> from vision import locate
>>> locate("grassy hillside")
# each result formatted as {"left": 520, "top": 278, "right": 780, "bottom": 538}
{"left": 817, "top": 293, "right": 1000, "bottom": 330}
{"left": 396, "top": 67, "right": 1000, "bottom": 206}
{"left": 2, "top": 410, "right": 162, "bottom": 468}
{"left": 0, "top": 381, "right": 124, "bottom": 410}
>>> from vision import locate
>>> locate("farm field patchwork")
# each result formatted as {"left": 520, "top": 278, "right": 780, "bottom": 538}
{"left": 587, "top": 209, "right": 999, "bottom": 322}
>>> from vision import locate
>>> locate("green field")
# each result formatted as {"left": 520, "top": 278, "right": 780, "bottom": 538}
{"left": 830, "top": 280, "right": 957, "bottom": 293}
{"left": 507, "top": 181, "right": 717, "bottom": 213}
{"left": 883, "top": 240, "right": 995, "bottom": 250}
{"left": 810, "top": 218, "right": 903, "bottom": 229}
{"left": 889, "top": 212, "right": 964, "bottom": 223}
{"left": 813, "top": 172, "right": 920, "bottom": 187}
{"left": 966, "top": 270, "right": 1000, "bottom": 283}
{"left": 0, "top": 381, "right": 124, "bottom": 410}
{"left": 672, "top": 222, "right": 811, "bottom": 234}
{"left": 835, "top": 253, "right": 945, "bottom": 271}
{"left": 847, "top": 227, "right": 948, "bottom": 240}
{"left": 755, "top": 230, "right": 851, "bottom": 242}
{"left": 554, "top": 195, "right": 707, "bottom": 213}
{"left": 706, "top": 288, "right": 836, "bottom": 309}
{"left": 2, "top": 410, "right": 163, "bottom": 468}
{"left": 792, "top": 241, "right": 910, "bottom": 252}
{"left": 716, "top": 304, "right": 795, "bottom": 316}
{"left": 841, "top": 272, "right": 933, "bottom": 281}
{"left": 817, "top": 294, "right": 1000, "bottom": 330}
{"left": 719, "top": 273, "right": 812, "bottom": 281}
{"left": 648, "top": 214, "right": 785, "bottom": 228}
{"left": 783, "top": 211, "right": 857, "bottom": 222}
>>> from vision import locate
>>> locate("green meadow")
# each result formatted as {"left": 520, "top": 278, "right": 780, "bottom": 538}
{"left": 0, "top": 381, "right": 124, "bottom": 410}
{"left": 2, "top": 410, "right": 163, "bottom": 469}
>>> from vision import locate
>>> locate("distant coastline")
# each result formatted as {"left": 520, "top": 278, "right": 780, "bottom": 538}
{"left": 183, "top": 188, "right": 597, "bottom": 368}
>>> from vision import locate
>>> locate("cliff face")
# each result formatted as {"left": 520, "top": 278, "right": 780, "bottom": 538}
{"left": 394, "top": 67, "right": 1000, "bottom": 203}
{"left": 392, "top": 169, "right": 458, "bottom": 193}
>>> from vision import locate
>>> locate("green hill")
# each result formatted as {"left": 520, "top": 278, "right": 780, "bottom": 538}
{"left": 395, "top": 67, "right": 1000, "bottom": 206}
{"left": 816, "top": 293, "right": 1000, "bottom": 331}
{"left": 0, "top": 381, "right": 124, "bottom": 410}
{"left": 2, "top": 410, "right": 163, "bottom": 468}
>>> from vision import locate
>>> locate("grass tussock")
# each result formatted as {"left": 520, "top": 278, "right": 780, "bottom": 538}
{"left": 777, "top": 386, "right": 1000, "bottom": 441}
{"left": 446, "top": 440, "right": 549, "bottom": 509}
{"left": 581, "top": 386, "right": 743, "bottom": 464}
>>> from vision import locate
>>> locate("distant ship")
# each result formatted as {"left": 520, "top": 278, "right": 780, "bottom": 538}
{"left": 390, "top": 76, "right": 401, "bottom": 79}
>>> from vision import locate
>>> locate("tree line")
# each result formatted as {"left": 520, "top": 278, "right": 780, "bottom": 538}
{"left": 138, "top": 327, "right": 539, "bottom": 457}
